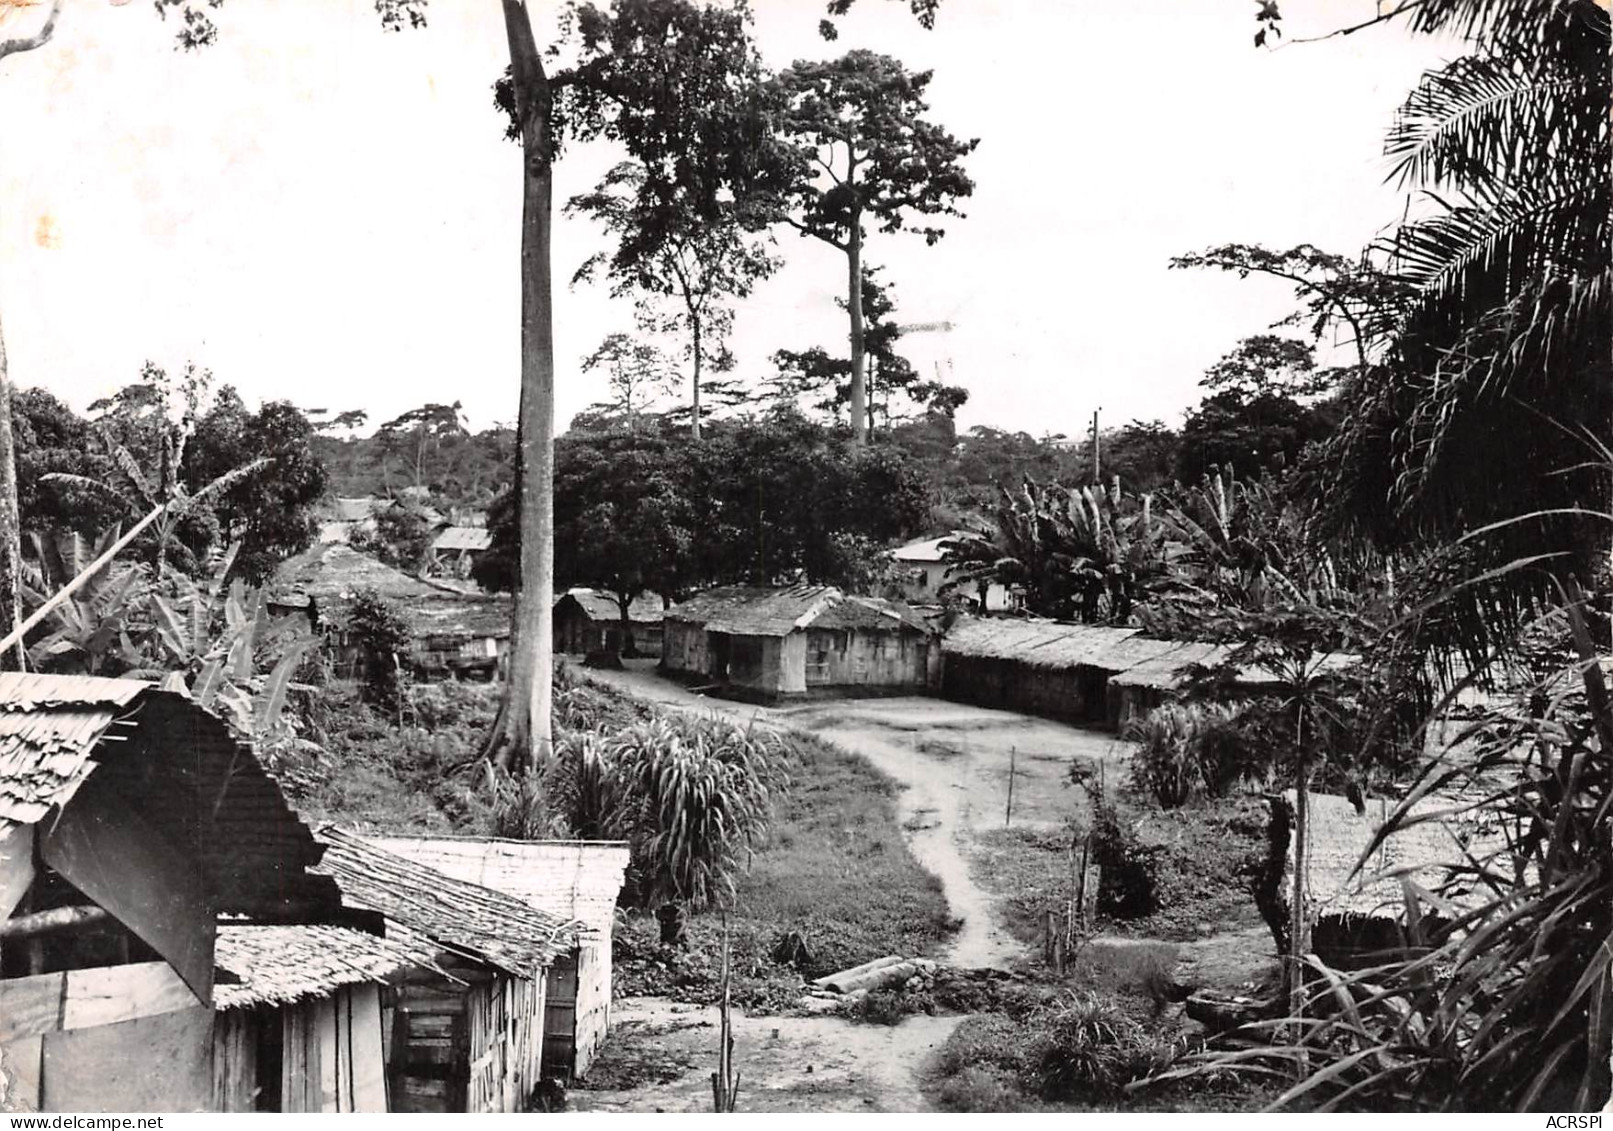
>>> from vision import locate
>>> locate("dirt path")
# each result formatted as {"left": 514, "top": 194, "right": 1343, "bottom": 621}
{"left": 582, "top": 664, "right": 1134, "bottom": 970}
{"left": 571, "top": 997, "right": 963, "bottom": 1113}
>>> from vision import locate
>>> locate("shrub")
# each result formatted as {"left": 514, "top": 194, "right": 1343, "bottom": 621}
{"left": 1127, "top": 704, "right": 1201, "bottom": 808}
{"left": 343, "top": 588, "right": 411, "bottom": 710}
{"left": 1128, "top": 702, "right": 1266, "bottom": 807}
{"left": 937, "top": 1067, "right": 1027, "bottom": 1113}
{"left": 1089, "top": 791, "right": 1160, "bottom": 919}
{"left": 849, "top": 988, "right": 908, "bottom": 1026}
{"left": 1030, "top": 991, "right": 1163, "bottom": 1101}
{"left": 540, "top": 712, "right": 786, "bottom": 908}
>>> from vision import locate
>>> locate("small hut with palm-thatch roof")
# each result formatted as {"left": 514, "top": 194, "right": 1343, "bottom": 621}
{"left": 1289, "top": 790, "right": 1511, "bottom": 968}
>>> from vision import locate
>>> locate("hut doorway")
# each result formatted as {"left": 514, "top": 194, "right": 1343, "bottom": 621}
{"left": 541, "top": 954, "right": 579, "bottom": 1079}
{"left": 385, "top": 985, "right": 470, "bottom": 1113}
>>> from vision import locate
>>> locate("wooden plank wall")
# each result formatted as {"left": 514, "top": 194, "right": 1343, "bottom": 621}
{"left": 466, "top": 975, "right": 545, "bottom": 1113}
{"left": 572, "top": 942, "right": 612, "bottom": 1078}
{"left": 211, "top": 1009, "right": 259, "bottom": 1112}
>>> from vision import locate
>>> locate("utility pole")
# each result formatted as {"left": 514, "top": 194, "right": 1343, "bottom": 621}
{"left": 1090, "top": 409, "right": 1101, "bottom": 485}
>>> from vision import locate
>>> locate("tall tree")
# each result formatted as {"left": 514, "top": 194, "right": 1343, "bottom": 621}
{"left": 773, "top": 50, "right": 976, "bottom": 446}
{"left": 0, "top": 0, "right": 65, "bottom": 669}
{"left": 567, "top": 161, "right": 777, "bottom": 442}
{"left": 579, "top": 330, "right": 677, "bottom": 434}
{"left": 559, "top": 0, "right": 788, "bottom": 442}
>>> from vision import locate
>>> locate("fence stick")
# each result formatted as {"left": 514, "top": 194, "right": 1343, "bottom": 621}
{"left": 1005, "top": 746, "right": 1017, "bottom": 827}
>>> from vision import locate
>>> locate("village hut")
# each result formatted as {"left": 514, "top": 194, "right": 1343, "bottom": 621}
{"left": 553, "top": 589, "right": 666, "bottom": 659}
{"left": 939, "top": 617, "right": 1155, "bottom": 723}
{"left": 662, "top": 584, "right": 938, "bottom": 700}
{"left": 211, "top": 923, "right": 443, "bottom": 1112}
{"left": 427, "top": 526, "right": 494, "bottom": 580}
{"left": 310, "top": 829, "right": 578, "bottom": 1113}
{"left": 1290, "top": 790, "right": 1511, "bottom": 968}
{"left": 1103, "top": 639, "right": 1231, "bottom": 728}
{"left": 367, "top": 836, "right": 631, "bottom": 1079}
{"left": 0, "top": 673, "right": 353, "bottom": 1112}
{"left": 271, "top": 545, "right": 512, "bottom": 680}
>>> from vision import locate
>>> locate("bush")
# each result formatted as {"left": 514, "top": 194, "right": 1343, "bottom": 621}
{"left": 343, "top": 588, "right": 411, "bottom": 711}
{"left": 542, "top": 712, "right": 786, "bottom": 908}
{"left": 1128, "top": 705, "right": 1201, "bottom": 808}
{"left": 1089, "top": 792, "right": 1160, "bottom": 919}
{"left": 849, "top": 988, "right": 909, "bottom": 1026}
{"left": 937, "top": 1067, "right": 1027, "bottom": 1113}
{"left": 1127, "top": 702, "right": 1266, "bottom": 807}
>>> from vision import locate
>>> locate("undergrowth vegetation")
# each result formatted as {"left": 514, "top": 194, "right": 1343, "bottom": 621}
{"left": 292, "top": 663, "right": 954, "bottom": 1012}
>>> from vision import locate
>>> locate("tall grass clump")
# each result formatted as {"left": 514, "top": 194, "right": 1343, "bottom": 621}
{"left": 1128, "top": 702, "right": 1262, "bottom": 807}
{"left": 542, "top": 712, "right": 787, "bottom": 908}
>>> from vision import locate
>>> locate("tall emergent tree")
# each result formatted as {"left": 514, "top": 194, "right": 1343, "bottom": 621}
{"left": 774, "top": 50, "right": 976, "bottom": 446}
{"left": 0, "top": 0, "right": 65, "bottom": 668}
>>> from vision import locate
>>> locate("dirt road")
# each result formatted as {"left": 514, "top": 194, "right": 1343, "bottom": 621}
{"left": 582, "top": 663, "right": 1135, "bottom": 969}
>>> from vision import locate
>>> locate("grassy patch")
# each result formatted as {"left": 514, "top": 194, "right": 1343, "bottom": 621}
{"left": 927, "top": 996, "right": 1277, "bottom": 1113}
{"left": 615, "top": 727, "right": 957, "bottom": 1010}
{"left": 968, "top": 796, "right": 1267, "bottom": 952}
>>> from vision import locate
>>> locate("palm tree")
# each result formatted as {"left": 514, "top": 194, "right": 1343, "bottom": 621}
{"left": 1316, "top": 0, "right": 1610, "bottom": 585}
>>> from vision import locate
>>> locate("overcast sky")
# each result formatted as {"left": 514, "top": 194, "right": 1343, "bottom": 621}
{"left": 0, "top": 0, "right": 1455, "bottom": 438}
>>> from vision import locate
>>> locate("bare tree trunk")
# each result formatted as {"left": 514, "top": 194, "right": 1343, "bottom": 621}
{"left": 483, "top": 0, "right": 554, "bottom": 774}
{"left": 0, "top": 310, "right": 25, "bottom": 671}
{"left": 1287, "top": 710, "right": 1310, "bottom": 1071}
{"left": 690, "top": 310, "right": 703, "bottom": 443}
{"left": 846, "top": 218, "right": 867, "bottom": 448}
{"left": 0, "top": 0, "right": 65, "bottom": 675}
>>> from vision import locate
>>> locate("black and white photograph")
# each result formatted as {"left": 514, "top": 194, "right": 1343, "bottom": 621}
{"left": 0, "top": 0, "right": 1607, "bottom": 1115}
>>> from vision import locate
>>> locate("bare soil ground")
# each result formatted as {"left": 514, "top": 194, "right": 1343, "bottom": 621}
{"left": 571, "top": 997, "right": 963, "bottom": 1113}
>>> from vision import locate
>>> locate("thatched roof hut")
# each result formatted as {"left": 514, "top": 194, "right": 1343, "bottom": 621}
{"left": 662, "top": 584, "right": 938, "bottom": 698}
{"left": 1294, "top": 790, "right": 1508, "bottom": 923}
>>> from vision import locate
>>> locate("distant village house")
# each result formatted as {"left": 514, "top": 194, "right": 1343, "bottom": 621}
{"left": 662, "top": 584, "right": 938, "bottom": 701}
{"left": 553, "top": 589, "right": 665, "bottom": 659}
{"left": 889, "top": 534, "right": 1020, "bottom": 611}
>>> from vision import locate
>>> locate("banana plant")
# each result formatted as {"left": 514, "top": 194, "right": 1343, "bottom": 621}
{"left": 19, "top": 527, "right": 150, "bottom": 675}
{"left": 39, "top": 397, "right": 270, "bottom": 573}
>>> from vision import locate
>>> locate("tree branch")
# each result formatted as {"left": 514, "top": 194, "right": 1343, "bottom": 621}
{"left": 778, "top": 213, "right": 845, "bottom": 251}
{"left": 1281, "top": 0, "right": 1421, "bottom": 46}
{"left": 0, "top": 0, "right": 63, "bottom": 63}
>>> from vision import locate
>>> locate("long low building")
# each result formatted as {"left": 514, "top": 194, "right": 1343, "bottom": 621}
{"left": 939, "top": 616, "right": 1353, "bottom": 728}
{"left": 662, "top": 584, "right": 939, "bottom": 700}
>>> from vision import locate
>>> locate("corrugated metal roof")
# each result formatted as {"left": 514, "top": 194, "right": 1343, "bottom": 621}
{"left": 665, "top": 585, "right": 930, "bottom": 638}
{"left": 314, "top": 828, "right": 578, "bottom": 978}
{"left": 431, "top": 526, "right": 494, "bottom": 553}
{"left": 213, "top": 923, "right": 444, "bottom": 1010}
{"left": 555, "top": 588, "right": 666, "bottom": 626}
{"left": 367, "top": 837, "right": 630, "bottom": 940}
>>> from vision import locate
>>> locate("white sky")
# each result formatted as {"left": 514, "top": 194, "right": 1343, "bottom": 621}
{"left": 0, "top": 0, "right": 1456, "bottom": 438}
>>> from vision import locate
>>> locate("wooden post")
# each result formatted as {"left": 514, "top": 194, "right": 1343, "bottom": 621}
{"left": 1005, "top": 747, "right": 1017, "bottom": 828}
{"left": 711, "top": 917, "right": 739, "bottom": 1112}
